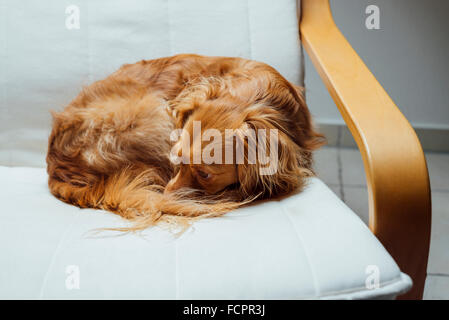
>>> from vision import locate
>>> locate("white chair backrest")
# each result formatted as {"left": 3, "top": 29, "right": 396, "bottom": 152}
{"left": 0, "top": 0, "right": 303, "bottom": 167}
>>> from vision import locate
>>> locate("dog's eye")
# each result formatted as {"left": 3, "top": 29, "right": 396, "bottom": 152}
{"left": 196, "top": 170, "right": 211, "bottom": 180}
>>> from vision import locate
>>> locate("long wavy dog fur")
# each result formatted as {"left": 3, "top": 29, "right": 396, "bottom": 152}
{"left": 47, "top": 54, "right": 324, "bottom": 231}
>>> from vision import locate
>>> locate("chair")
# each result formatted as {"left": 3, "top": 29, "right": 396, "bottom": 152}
{"left": 300, "top": 0, "right": 431, "bottom": 299}
{"left": 0, "top": 0, "right": 430, "bottom": 299}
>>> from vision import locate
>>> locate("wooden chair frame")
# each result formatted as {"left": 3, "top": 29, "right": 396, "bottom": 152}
{"left": 300, "top": 0, "right": 432, "bottom": 299}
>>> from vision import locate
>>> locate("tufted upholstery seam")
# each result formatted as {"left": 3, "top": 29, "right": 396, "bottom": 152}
{"left": 86, "top": 1, "right": 93, "bottom": 84}
{"left": 246, "top": 0, "right": 253, "bottom": 59}
{"left": 1, "top": 0, "right": 11, "bottom": 165}
{"left": 38, "top": 214, "right": 80, "bottom": 299}
{"left": 280, "top": 203, "right": 320, "bottom": 297}
{"left": 166, "top": 0, "right": 173, "bottom": 56}
{"left": 175, "top": 239, "right": 180, "bottom": 299}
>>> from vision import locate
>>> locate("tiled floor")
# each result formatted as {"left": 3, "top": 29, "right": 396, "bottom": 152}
{"left": 314, "top": 146, "right": 449, "bottom": 300}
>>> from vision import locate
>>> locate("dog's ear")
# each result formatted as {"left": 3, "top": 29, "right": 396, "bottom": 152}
{"left": 169, "top": 98, "right": 196, "bottom": 128}
{"left": 236, "top": 111, "right": 313, "bottom": 199}
{"left": 169, "top": 77, "right": 225, "bottom": 128}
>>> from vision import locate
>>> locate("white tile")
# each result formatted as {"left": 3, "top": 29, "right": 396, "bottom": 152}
{"left": 313, "top": 147, "right": 340, "bottom": 185}
{"left": 341, "top": 127, "right": 357, "bottom": 148}
{"left": 416, "top": 129, "right": 449, "bottom": 153}
{"left": 342, "top": 186, "right": 369, "bottom": 225}
{"left": 340, "top": 148, "right": 366, "bottom": 186}
{"left": 425, "top": 152, "right": 449, "bottom": 192}
{"left": 340, "top": 150, "right": 449, "bottom": 281}
{"left": 427, "top": 191, "right": 449, "bottom": 275}
{"left": 315, "top": 124, "right": 339, "bottom": 146}
{"left": 343, "top": 188, "right": 449, "bottom": 278}
{"left": 340, "top": 149, "right": 449, "bottom": 191}
{"left": 424, "top": 275, "right": 449, "bottom": 300}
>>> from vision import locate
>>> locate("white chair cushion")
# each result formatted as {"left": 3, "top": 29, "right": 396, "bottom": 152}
{"left": 0, "top": 166, "right": 411, "bottom": 299}
{"left": 0, "top": 0, "right": 303, "bottom": 167}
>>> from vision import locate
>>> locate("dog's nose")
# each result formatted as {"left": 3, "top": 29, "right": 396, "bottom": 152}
{"left": 164, "top": 173, "right": 189, "bottom": 194}
{"left": 164, "top": 165, "right": 195, "bottom": 194}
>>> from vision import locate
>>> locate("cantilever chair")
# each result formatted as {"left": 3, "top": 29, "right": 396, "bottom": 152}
{"left": 301, "top": 0, "right": 431, "bottom": 299}
{"left": 0, "top": 0, "right": 430, "bottom": 299}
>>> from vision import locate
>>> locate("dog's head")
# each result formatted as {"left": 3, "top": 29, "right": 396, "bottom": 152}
{"left": 165, "top": 67, "right": 325, "bottom": 200}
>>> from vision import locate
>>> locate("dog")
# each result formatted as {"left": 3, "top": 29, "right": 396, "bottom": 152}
{"left": 46, "top": 54, "right": 324, "bottom": 230}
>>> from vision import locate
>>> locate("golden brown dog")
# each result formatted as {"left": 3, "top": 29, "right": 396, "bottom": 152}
{"left": 46, "top": 54, "right": 324, "bottom": 230}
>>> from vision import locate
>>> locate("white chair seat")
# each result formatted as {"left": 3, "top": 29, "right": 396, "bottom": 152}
{"left": 0, "top": 166, "right": 411, "bottom": 299}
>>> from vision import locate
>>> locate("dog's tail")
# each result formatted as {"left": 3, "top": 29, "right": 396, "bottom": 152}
{"left": 47, "top": 164, "right": 246, "bottom": 233}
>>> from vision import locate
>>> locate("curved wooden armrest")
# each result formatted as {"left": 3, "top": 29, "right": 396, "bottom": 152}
{"left": 300, "top": 0, "right": 431, "bottom": 299}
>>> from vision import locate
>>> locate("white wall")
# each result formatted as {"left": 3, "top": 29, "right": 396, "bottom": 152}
{"left": 305, "top": 0, "right": 449, "bottom": 130}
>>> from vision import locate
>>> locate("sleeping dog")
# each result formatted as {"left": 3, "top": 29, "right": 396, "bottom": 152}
{"left": 46, "top": 54, "right": 324, "bottom": 230}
